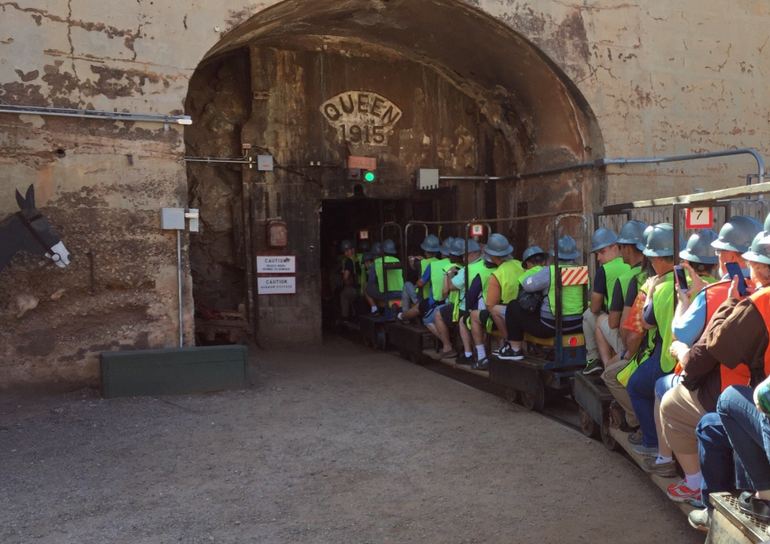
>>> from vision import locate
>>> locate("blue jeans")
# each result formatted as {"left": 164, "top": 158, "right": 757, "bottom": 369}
{"left": 654, "top": 373, "right": 682, "bottom": 401}
{"left": 627, "top": 350, "right": 667, "bottom": 448}
{"left": 696, "top": 412, "right": 750, "bottom": 508}
{"left": 717, "top": 386, "right": 770, "bottom": 491}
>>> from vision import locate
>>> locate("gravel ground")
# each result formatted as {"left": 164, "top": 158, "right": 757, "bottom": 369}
{"left": 0, "top": 337, "right": 702, "bottom": 544}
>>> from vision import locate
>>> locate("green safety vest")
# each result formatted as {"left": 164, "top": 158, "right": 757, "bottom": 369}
{"left": 617, "top": 264, "right": 643, "bottom": 301}
{"left": 450, "top": 258, "right": 491, "bottom": 321}
{"left": 618, "top": 271, "right": 676, "bottom": 386}
{"left": 519, "top": 265, "right": 543, "bottom": 286}
{"left": 602, "top": 257, "right": 631, "bottom": 308}
{"left": 420, "top": 257, "right": 437, "bottom": 299}
{"left": 443, "top": 261, "right": 461, "bottom": 320}
{"left": 548, "top": 265, "right": 586, "bottom": 316}
{"left": 355, "top": 253, "right": 366, "bottom": 293}
{"left": 375, "top": 256, "right": 404, "bottom": 293}
{"left": 492, "top": 259, "right": 524, "bottom": 304}
{"left": 430, "top": 258, "right": 450, "bottom": 302}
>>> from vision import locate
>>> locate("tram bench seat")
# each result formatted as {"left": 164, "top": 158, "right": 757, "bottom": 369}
{"left": 524, "top": 333, "right": 586, "bottom": 348}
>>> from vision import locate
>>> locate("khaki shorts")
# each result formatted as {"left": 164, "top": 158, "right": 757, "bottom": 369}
{"left": 599, "top": 317, "right": 625, "bottom": 356}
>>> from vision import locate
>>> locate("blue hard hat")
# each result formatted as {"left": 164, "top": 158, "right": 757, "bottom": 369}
{"left": 484, "top": 233, "right": 514, "bottom": 257}
{"left": 617, "top": 220, "right": 649, "bottom": 252}
{"left": 552, "top": 236, "right": 579, "bottom": 261}
{"left": 383, "top": 239, "right": 397, "bottom": 255}
{"left": 420, "top": 234, "right": 441, "bottom": 253}
{"left": 522, "top": 245, "right": 547, "bottom": 263}
{"left": 643, "top": 223, "right": 675, "bottom": 258}
{"left": 591, "top": 227, "right": 619, "bottom": 253}
{"left": 679, "top": 230, "right": 718, "bottom": 265}
{"left": 440, "top": 237, "right": 455, "bottom": 257}
{"left": 743, "top": 231, "right": 770, "bottom": 265}
{"left": 371, "top": 241, "right": 382, "bottom": 255}
{"left": 712, "top": 216, "right": 762, "bottom": 254}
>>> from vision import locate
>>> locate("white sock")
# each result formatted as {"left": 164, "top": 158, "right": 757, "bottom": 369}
{"left": 655, "top": 455, "right": 672, "bottom": 465}
{"left": 371, "top": 305, "right": 378, "bottom": 313}
{"left": 476, "top": 345, "right": 486, "bottom": 359}
{"left": 465, "top": 351, "right": 472, "bottom": 358}
{"left": 685, "top": 472, "right": 703, "bottom": 489}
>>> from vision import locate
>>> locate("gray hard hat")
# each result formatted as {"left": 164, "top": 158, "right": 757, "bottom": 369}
{"left": 450, "top": 238, "right": 482, "bottom": 256}
{"left": 711, "top": 216, "right": 762, "bottom": 254}
{"left": 552, "top": 235, "right": 580, "bottom": 261}
{"left": 765, "top": 212, "right": 770, "bottom": 234}
{"left": 440, "top": 237, "right": 455, "bottom": 257}
{"left": 679, "top": 230, "right": 719, "bottom": 265}
{"left": 420, "top": 234, "right": 441, "bottom": 253}
{"left": 522, "top": 245, "right": 547, "bottom": 263}
{"left": 484, "top": 233, "right": 514, "bottom": 257}
{"left": 371, "top": 241, "right": 382, "bottom": 255}
{"left": 340, "top": 239, "right": 354, "bottom": 252}
{"left": 383, "top": 239, "right": 397, "bottom": 255}
{"left": 617, "top": 220, "right": 649, "bottom": 252}
{"left": 743, "top": 231, "right": 770, "bottom": 265}
{"left": 643, "top": 223, "right": 675, "bottom": 258}
{"left": 591, "top": 227, "right": 619, "bottom": 253}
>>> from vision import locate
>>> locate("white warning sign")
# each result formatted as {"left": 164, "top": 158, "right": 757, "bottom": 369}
{"left": 257, "top": 256, "right": 296, "bottom": 274}
{"left": 257, "top": 277, "right": 296, "bottom": 295}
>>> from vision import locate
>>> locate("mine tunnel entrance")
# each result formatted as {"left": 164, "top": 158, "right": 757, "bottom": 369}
{"left": 185, "top": 0, "right": 603, "bottom": 347}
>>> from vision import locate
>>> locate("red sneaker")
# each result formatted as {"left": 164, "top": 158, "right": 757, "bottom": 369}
{"left": 667, "top": 480, "right": 701, "bottom": 503}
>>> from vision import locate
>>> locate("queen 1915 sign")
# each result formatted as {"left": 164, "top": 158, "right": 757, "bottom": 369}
{"left": 320, "top": 91, "right": 402, "bottom": 146}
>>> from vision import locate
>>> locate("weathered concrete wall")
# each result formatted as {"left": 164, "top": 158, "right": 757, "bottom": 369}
{"left": 2, "top": 0, "right": 770, "bottom": 388}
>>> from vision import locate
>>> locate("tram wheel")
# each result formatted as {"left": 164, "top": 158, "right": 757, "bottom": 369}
{"left": 519, "top": 379, "right": 545, "bottom": 412}
{"left": 579, "top": 408, "right": 599, "bottom": 439}
{"left": 505, "top": 387, "right": 518, "bottom": 404}
{"left": 601, "top": 417, "right": 619, "bottom": 451}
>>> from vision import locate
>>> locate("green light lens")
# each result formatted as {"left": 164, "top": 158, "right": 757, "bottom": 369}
{"left": 363, "top": 171, "right": 376, "bottom": 183}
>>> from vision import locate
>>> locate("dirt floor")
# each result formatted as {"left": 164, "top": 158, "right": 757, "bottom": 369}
{"left": 0, "top": 337, "right": 702, "bottom": 544}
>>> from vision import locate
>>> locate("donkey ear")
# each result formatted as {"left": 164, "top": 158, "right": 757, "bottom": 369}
{"left": 24, "top": 185, "right": 35, "bottom": 209}
{"left": 16, "top": 189, "right": 25, "bottom": 210}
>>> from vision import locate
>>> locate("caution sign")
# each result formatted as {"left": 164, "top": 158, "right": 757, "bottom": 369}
{"left": 685, "top": 207, "right": 714, "bottom": 229}
{"left": 256, "top": 256, "right": 296, "bottom": 274}
{"left": 257, "top": 277, "right": 296, "bottom": 295}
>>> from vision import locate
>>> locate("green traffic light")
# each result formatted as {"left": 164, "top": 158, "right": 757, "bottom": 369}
{"left": 363, "top": 170, "right": 376, "bottom": 183}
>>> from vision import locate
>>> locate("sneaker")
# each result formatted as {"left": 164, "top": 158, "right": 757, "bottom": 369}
{"left": 667, "top": 480, "right": 702, "bottom": 504}
{"left": 626, "top": 428, "right": 643, "bottom": 445}
{"left": 630, "top": 443, "right": 658, "bottom": 457}
{"left": 688, "top": 508, "right": 710, "bottom": 533}
{"left": 642, "top": 457, "right": 678, "bottom": 478}
{"left": 497, "top": 344, "right": 524, "bottom": 361}
{"left": 472, "top": 357, "right": 489, "bottom": 371}
{"left": 583, "top": 359, "right": 603, "bottom": 375}
{"left": 456, "top": 354, "right": 473, "bottom": 366}
{"left": 397, "top": 312, "right": 407, "bottom": 323}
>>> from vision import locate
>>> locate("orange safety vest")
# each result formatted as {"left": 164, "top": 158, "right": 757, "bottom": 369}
{"left": 748, "top": 287, "right": 770, "bottom": 381}
{"left": 701, "top": 280, "right": 751, "bottom": 390}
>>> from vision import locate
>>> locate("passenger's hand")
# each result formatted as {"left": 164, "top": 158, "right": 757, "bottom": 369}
{"left": 727, "top": 276, "right": 744, "bottom": 301}
{"left": 681, "top": 261, "right": 707, "bottom": 298}
{"left": 669, "top": 340, "right": 689, "bottom": 362}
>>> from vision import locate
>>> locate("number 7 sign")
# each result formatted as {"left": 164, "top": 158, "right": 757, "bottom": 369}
{"left": 685, "top": 207, "right": 714, "bottom": 229}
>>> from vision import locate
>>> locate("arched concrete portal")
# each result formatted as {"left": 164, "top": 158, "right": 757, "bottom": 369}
{"left": 185, "top": 0, "right": 604, "bottom": 346}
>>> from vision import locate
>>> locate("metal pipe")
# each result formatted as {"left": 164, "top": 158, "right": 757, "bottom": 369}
{"left": 176, "top": 230, "right": 184, "bottom": 347}
{"left": 185, "top": 156, "right": 253, "bottom": 165}
{"left": 0, "top": 104, "right": 192, "bottom": 125}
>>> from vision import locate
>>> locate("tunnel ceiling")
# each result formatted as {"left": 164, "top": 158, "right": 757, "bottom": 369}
{"left": 201, "top": 0, "right": 603, "bottom": 171}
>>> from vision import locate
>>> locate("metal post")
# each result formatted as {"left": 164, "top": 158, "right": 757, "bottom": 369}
{"left": 177, "top": 229, "right": 184, "bottom": 347}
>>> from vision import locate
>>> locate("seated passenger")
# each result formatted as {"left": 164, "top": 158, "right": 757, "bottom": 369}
{"left": 657, "top": 230, "right": 770, "bottom": 508}
{"left": 365, "top": 239, "right": 404, "bottom": 315}
{"left": 434, "top": 239, "right": 484, "bottom": 364}
{"left": 583, "top": 228, "right": 632, "bottom": 376}
{"left": 606, "top": 224, "right": 677, "bottom": 457}
{"left": 398, "top": 234, "right": 441, "bottom": 320}
{"left": 497, "top": 235, "right": 585, "bottom": 360}
{"left": 469, "top": 233, "right": 515, "bottom": 370}
{"left": 592, "top": 220, "right": 648, "bottom": 370}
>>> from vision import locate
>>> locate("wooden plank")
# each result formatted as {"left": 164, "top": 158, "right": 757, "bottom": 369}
{"left": 422, "top": 349, "right": 489, "bottom": 377}
{"left": 603, "top": 181, "right": 770, "bottom": 213}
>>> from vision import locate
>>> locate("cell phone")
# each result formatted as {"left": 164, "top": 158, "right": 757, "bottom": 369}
{"left": 674, "top": 265, "right": 688, "bottom": 291}
{"left": 725, "top": 261, "right": 749, "bottom": 296}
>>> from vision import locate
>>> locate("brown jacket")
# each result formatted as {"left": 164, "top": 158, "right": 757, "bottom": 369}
{"left": 681, "top": 297, "right": 768, "bottom": 411}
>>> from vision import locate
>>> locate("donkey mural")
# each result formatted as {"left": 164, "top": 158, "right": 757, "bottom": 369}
{"left": 0, "top": 185, "right": 70, "bottom": 273}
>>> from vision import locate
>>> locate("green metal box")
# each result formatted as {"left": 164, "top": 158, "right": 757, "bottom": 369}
{"left": 100, "top": 345, "right": 248, "bottom": 398}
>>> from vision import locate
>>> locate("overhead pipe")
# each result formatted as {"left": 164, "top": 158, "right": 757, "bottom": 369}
{"left": 0, "top": 103, "right": 192, "bottom": 125}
